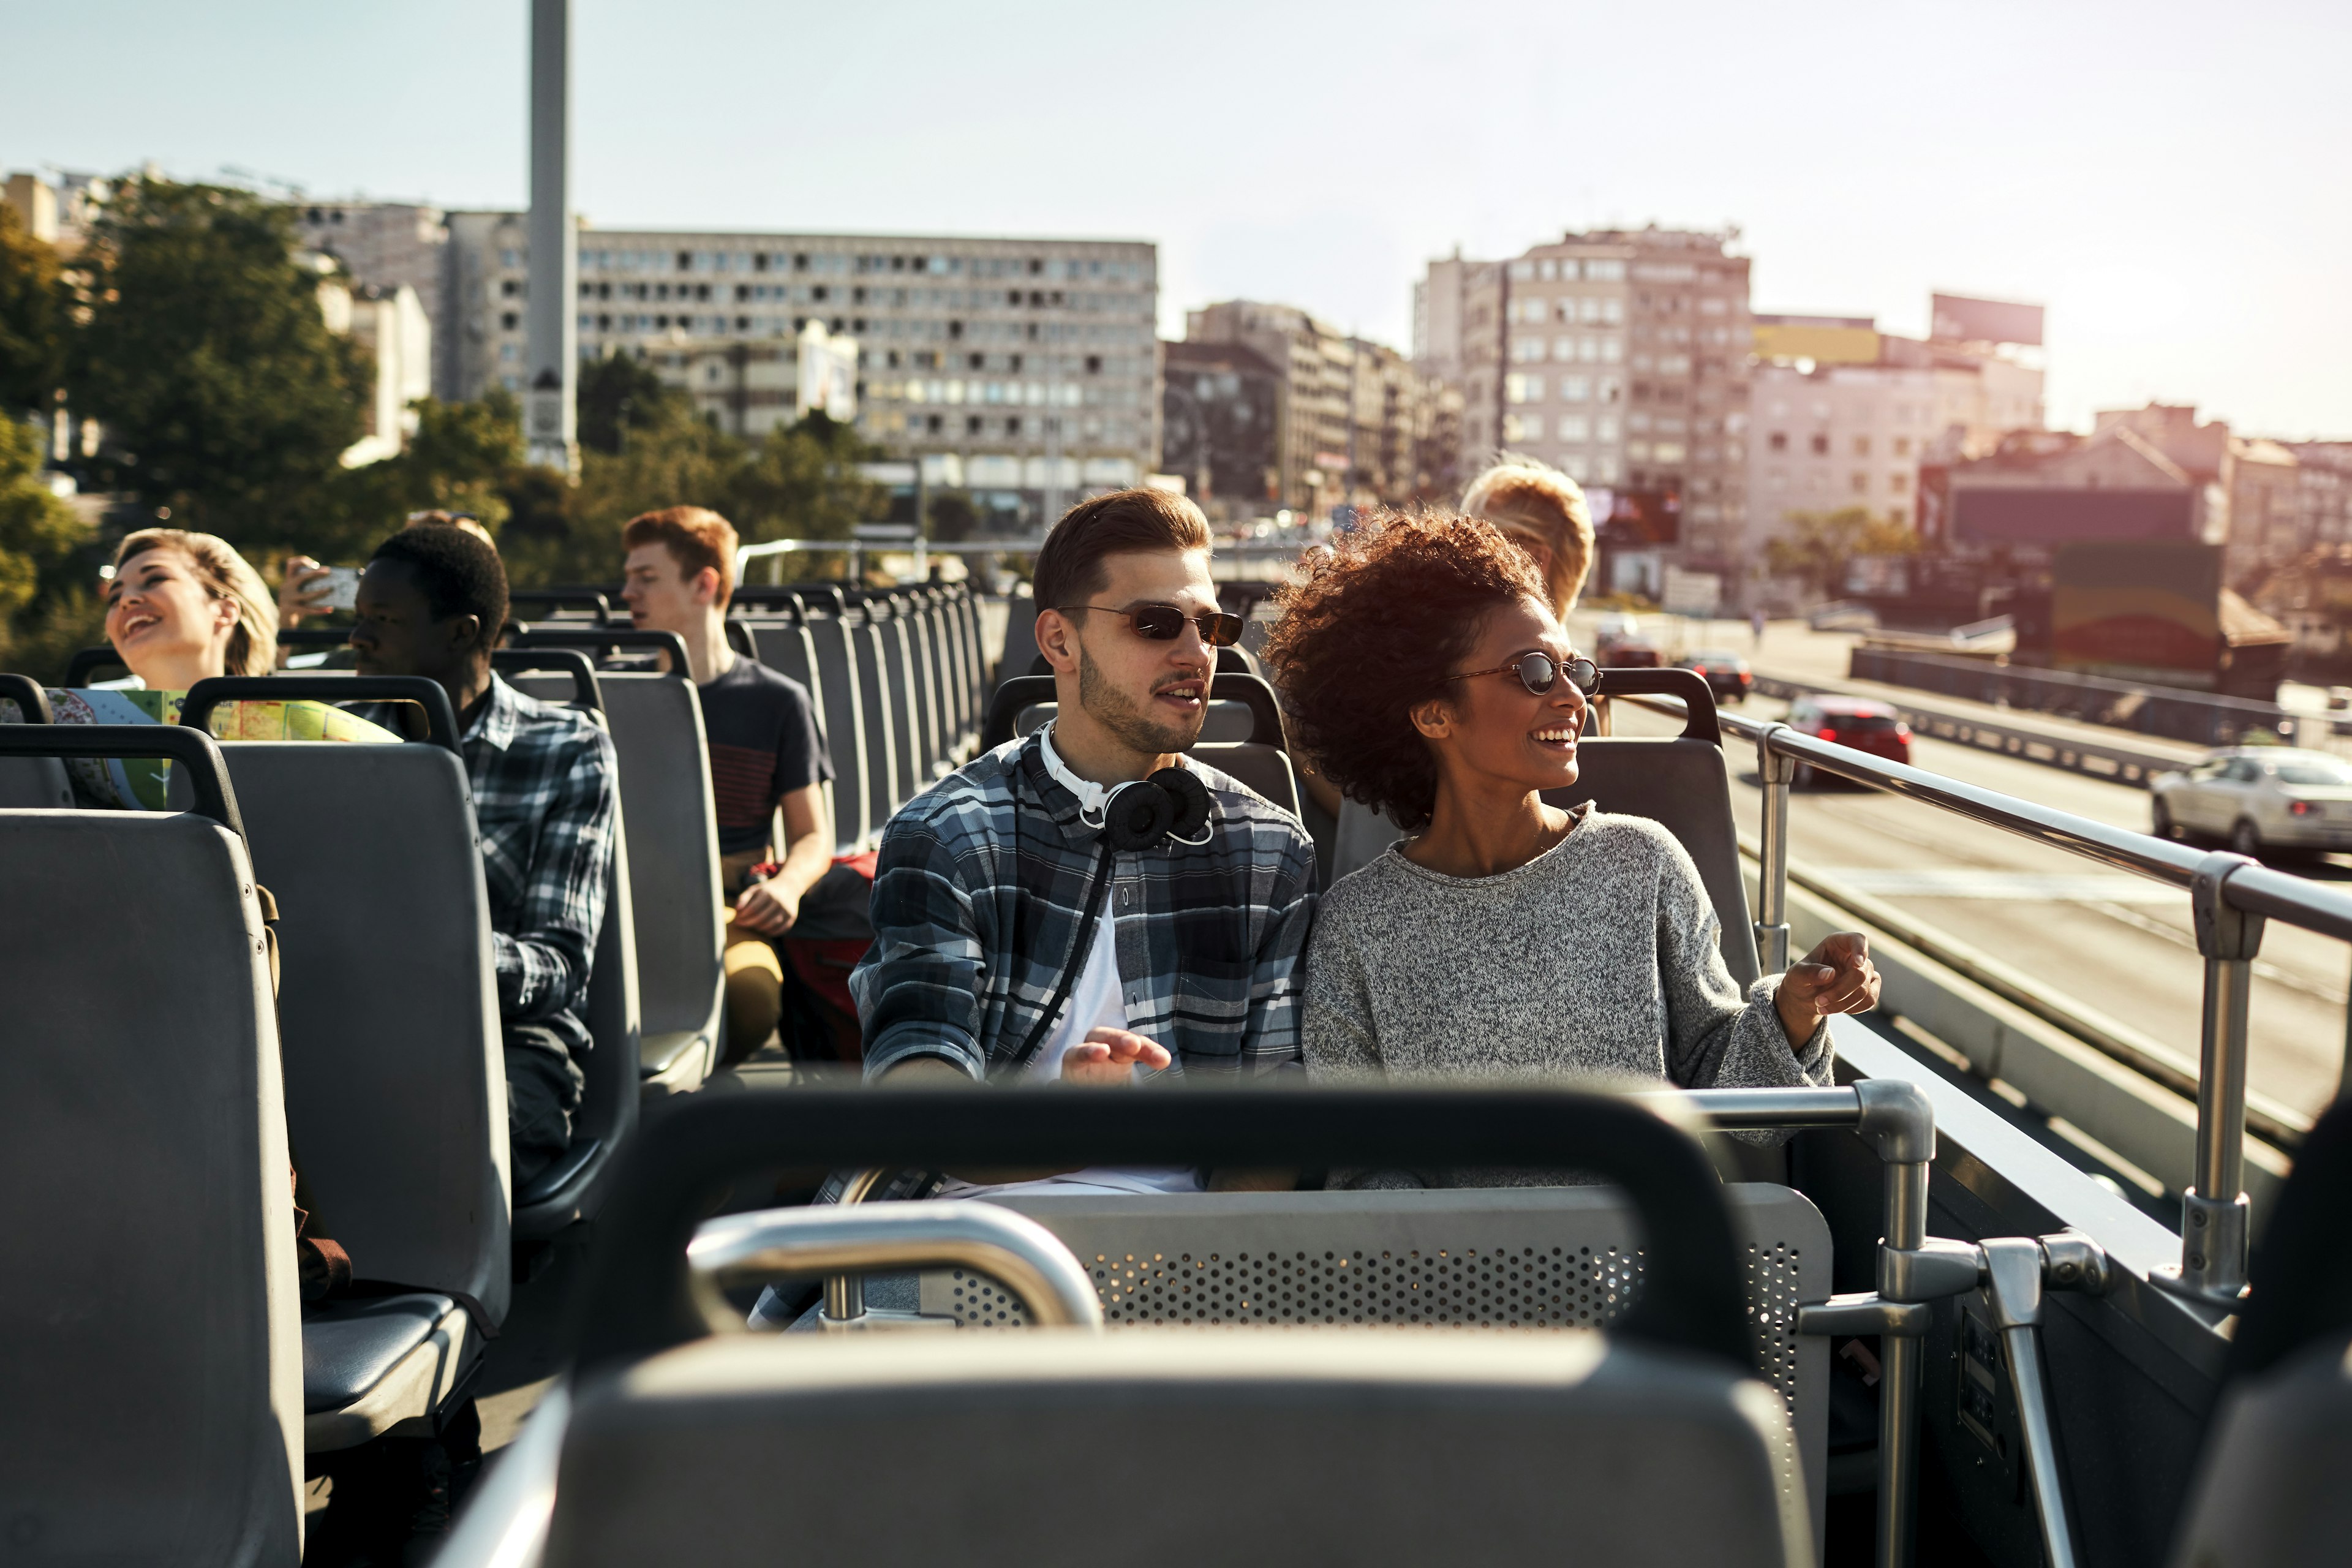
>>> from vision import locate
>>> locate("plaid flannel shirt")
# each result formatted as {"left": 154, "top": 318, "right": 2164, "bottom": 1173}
{"left": 373, "top": 677, "right": 618, "bottom": 1057}
{"left": 850, "top": 731, "right": 1317, "bottom": 1083}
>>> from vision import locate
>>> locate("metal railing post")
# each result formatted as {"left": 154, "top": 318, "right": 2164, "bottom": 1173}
{"left": 821, "top": 1168, "right": 889, "bottom": 1327}
{"left": 1754, "top": 722, "right": 1795, "bottom": 974}
{"left": 2184, "top": 852, "right": 2262, "bottom": 1300}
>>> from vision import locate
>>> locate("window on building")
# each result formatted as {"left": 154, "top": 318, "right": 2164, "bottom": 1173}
{"left": 1889, "top": 506, "right": 1908, "bottom": 525}
{"left": 1596, "top": 415, "right": 1620, "bottom": 442}
{"left": 1559, "top": 375, "right": 1589, "bottom": 402}
{"left": 1504, "top": 413, "right": 1544, "bottom": 442}
{"left": 1084, "top": 354, "right": 1101, "bottom": 373}
{"left": 1510, "top": 260, "right": 1536, "bottom": 281}
{"left": 1559, "top": 413, "right": 1591, "bottom": 442}
{"left": 968, "top": 352, "right": 985, "bottom": 369}
{"left": 1505, "top": 373, "right": 1542, "bottom": 404}
{"left": 1888, "top": 472, "right": 1909, "bottom": 494}
{"left": 1853, "top": 435, "right": 1871, "bottom": 456}
{"left": 1811, "top": 433, "right": 1830, "bottom": 456}
{"left": 1851, "top": 472, "right": 1869, "bottom": 494}
{"left": 1768, "top": 431, "right": 1788, "bottom": 451}
{"left": 1601, "top": 338, "right": 1624, "bottom": 364}
{"left": 1578, "top": 298, "right": 1605, "bottom": 325}
{"left": 1588, "top": 260, "right": 1626, "bottom": 282}
{"left": 1654, "top": 442, "right": 1687, "bottom": 463}
{"left": 1892, "top": 435, "right": 1911, "bottom": 456}
{"left": 499, "top": 311, "right": 518, "bottom": 331}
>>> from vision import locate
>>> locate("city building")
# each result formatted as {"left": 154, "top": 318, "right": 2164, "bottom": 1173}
{"left": 1346, "top": 336, "right": 1462, "bottom": 508}
{"left": 1159, "top": 338, "right": 1281, "bottom": 519}
{"left": 315, "top": 274, "right": 431, "bottom": 467}
{"left": 1747, "top": 306, "right": 2045, "bottom": 551}
{"left": 2, "top": 168, "right": 110, "bottom": 257}
{"left": 443, "top": 213, "right": 1158, "bottom": 527}
{"left": 290, "top": 203, "right": 452, "bottom": 392}
{"left": 1184, "top": 300, "right": 1355, "bottom": 514}
{"left": 1415, "top": 227, "right": 1755, "bottom": 590}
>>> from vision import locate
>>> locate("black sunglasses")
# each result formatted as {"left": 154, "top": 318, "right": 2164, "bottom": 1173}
{"left": 1445, "top": 650, "right": 1600, "bottom": 697}
{"left": 1058, "top": 603, "right": 1245, "bottom": 648}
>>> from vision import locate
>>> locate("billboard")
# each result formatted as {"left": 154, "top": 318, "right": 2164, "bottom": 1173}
{"left": 797, "top": 320, "right": 859, "bottom": 419}
{"left": 1751, "top": 318, "right": 1880, "bottom": 366}
{"left": 1930, "top": 294, "right": 2045, "bottom": 347}
{"left": 1950, "top": 487, "right": 2195, "bottom": 544}
{"left": 1597, "top": 488, "right": 1681, "bottom": 546}
{"left": 2051, "top": 541, "right": 2220, "bottom": 683}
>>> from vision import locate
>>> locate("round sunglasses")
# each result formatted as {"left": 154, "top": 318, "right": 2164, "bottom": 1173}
{"left": 1057, "top": 603, "right": 1245, "bottom": 648}
{"left": 1444, "top": 650, "right": 1600, "bottom": 697}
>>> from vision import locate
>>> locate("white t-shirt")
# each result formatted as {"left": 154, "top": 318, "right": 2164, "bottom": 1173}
{"left": 933, "top": 725, "right": 1202, "bottom": 1200}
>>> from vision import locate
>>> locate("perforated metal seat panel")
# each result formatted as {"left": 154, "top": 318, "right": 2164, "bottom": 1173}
{"left": 546, "top": 1330, "right": 1807, "bottom": 1568}
{"left": 914, "top": 1183, "right": 1829, "bottom": 1543}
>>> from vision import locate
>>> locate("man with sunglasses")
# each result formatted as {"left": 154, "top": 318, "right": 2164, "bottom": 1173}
{"left": 852, "top": 487, "right": 1315, "bottom": 1142}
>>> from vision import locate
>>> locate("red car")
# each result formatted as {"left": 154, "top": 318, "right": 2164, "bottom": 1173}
{"left": 1784, "top": 695, "right": 1910, "bottom": 786}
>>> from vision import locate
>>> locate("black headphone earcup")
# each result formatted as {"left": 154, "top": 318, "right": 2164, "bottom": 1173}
{"left": 1152, "top": 766, "right": 1211, "bottom": 839}
{"left": 1104, "top": 780, "right": 1178, "bottom": 851}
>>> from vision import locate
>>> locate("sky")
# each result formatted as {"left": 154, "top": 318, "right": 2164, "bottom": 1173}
{"left": 6, "top": 0, "right": 2348, "bottom": 437}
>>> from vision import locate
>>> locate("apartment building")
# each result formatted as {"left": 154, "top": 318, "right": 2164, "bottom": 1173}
{"left": 1417, "top": 227, "right": 1754, "bottom": 580}
{"left": 291, "top": 203, "right": 453, "bottom": 391}
{"left": 444, "top": 213, "right": 1159, "bottom": 524}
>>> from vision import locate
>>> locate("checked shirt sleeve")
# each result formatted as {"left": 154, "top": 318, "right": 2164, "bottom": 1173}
{"left": 494, "top": 723, "right": 618, "bottom": 1024}
{"left": 850, "top": 812, "right": 989, "bottom": 1083}
{"left": 1234, "top": 828, "right": 1317, "bottom": 1076}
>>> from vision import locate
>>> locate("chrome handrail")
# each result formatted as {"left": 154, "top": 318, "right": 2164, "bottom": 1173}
{"left": 1623, "top": 691, "right": 2328, "bottom": 1305}
{"left": 692, "top": 1202, "right": 1106, "bottom": 1333}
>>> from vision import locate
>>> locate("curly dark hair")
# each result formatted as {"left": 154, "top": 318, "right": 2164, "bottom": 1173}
{"left": 1260, "top": 509, "right": 1548, "bottom": 832}
{"left": 371, "top": 524, "right": 509, "bottom": 654}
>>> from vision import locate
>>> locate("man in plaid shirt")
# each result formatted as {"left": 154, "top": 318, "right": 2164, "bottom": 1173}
{"left": 853, "top": 491, "right": 1316, "bottom": 1185}
{"left": 352, "top": 526, "right": 618, "bottom": 1185}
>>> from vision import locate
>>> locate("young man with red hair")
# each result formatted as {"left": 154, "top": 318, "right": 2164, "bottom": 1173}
{"left": 621, "top": 507, "right": 835, "bottom": 1064}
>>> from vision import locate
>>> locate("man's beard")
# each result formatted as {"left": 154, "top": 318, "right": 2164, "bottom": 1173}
{"left": 1077, "top": 644, "right": 1202, "bottom": 756}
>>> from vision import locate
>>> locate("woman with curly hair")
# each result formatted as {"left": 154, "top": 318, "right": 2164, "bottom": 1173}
{"left": 1259, "top": 511, "right": 1875, "bottom": 1166}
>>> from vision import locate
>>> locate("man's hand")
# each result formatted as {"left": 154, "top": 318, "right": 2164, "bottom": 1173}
{"left": 733, "top": 878, "right": 802, "bottom": 937}
{"left": 1060, "top": 1027, "right": 1171, "bottom": 1086}
{"left": 1775, "top": 932, "right": 1881, "bottom": 1044}
{"left": 278, "top": 556, "right": 333, "bottom": 629}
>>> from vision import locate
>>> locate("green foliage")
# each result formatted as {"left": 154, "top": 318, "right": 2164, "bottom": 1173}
{"left": 0, "top": 204, "right": 70, "bottom": 416}
{"left": 0, "top": 414, "right": 102, "bottom": 682}
{"left": 576, "top": 351, "right": 681, "bottom": 455}
{"left": 1763, "top": 507, "right": 1918, "bottom": 600}
{"left": 318, "top": 391, "right": 529, "bottom": 561}
{"left": 66, "top": 179, "right": 370, "bottom": 548}
{"left": 927, "top": 491, "right": 978, "bottom": 543}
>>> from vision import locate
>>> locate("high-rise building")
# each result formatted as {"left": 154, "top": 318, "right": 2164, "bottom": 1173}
{"left": 1186, "top": 301, "right": 1458, "bottom": 516}
{"left": 1417, "top": 227, "right": 1754, "bottom": 581}
{"left": 445, "top": 214, "right": 1159, "bottom": 525}
{"left": 290, "top": 203, "right": 454, "bottom": 393}
{"left": 1160, "top": 338, "right": 1282, "bottom": 520}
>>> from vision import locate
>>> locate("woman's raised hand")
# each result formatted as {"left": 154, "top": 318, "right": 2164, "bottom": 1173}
{"left": 1774, "top": 932, "right": 1882, "bottom": 1044}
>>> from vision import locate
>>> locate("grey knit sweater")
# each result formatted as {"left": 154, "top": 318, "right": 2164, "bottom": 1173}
{"left": 1303, "top": 805, "right": 1831, "bottom": 1185}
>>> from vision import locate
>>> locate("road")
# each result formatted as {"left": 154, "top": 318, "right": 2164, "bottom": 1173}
{"left": 1601, "top": 685, "right": 2351, "bottom": 1123}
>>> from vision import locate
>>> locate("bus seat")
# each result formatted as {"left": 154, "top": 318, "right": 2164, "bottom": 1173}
{"left": 0, "top": 805, "right": 306, "bottom": 1562}
{"left": 847, "top": 614, "right": 905, "bottom": 831}
{"left": 2168, "top": 1095, "right": 2352, "bottom": 1568}
{"left": 515, "top": 802, "right": 643, "bottom": 1238}
{"left": 996, "top": 589, "right": 1039, "bottom": 686}
{"left": 214, "top": 740, "right": 511, "bottom": 1449}
{"left": 512, "top": 671, "right": 726, "bottom": 1096}
{"left": 300, "top": 1293, "right": 474, "bottom": 1452}
{"left": 0, "top": 675, "right": 75, "bottom": 806}
{"left": 867, "top": 605, "right": 925, "bottom": 806}
{"left": 739, "top": 616, "right": 851, "bottom": 856}
{"left": 1194, "top": 741, "right": 1301, "bottom": 819}
{"left": 952, "top": 587, "right": 988, "bottom": 737}
{"left": 545, "top": 1329, "right": 1807, "bottom": 1568}
{"left": 913, "top": 1182, "right": 1830, "bottom": 1546}
{"left": 804, "top": 614, "right": 873, "bottom": 851}
{"left": 888, "top": 597, "right": 946, "bottom": 781}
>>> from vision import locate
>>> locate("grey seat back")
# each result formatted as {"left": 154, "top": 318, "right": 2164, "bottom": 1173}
{"left": 868, "top": 606, "right": 924, "bottom": 805}
{"left": 1194, "top": 741, "right": 1301, "bottom": 818}
{"left": 925, "top": 591, "right": 972, "bottom": 753}
{"left": 804, "top": 615, "right": 871, "bottom": 850}
{"left": 900, "top": 600, "right": 946, "bottom": 779}
{"left": 2169, "top": 1331, "right": 2352, "bottom": 1568}
{"left": 546, "top": 1329, "right": 1806, "bottom": 1568}
{"left": 516, "top": 774, "right": 643, "bottom": 1238}
{"left": 916, "top": 1183, "right": 1828, "bottom": 1546}
{"left": 847, "top": 616, "right": 900, "bottom": 832}
{"left": 997, "top": 590, "right": 1040, "bottom": 686}
{"left": 741, "top": 617, "right": 851, "bottom": 853}
{"left": 514, "top": 672, "right": 725, "bottom": 1070}
{"left": 221, "top": 742, "right": 512, "bottom": 1321}
{"left": 951, "top": 589, "right": 987, "bottom": 736}
{"left": 0, "top": 808, "right": 304, "bottom": 1564}
{"left": 1548, "top": 735, "right": 1760, "bottom": 988}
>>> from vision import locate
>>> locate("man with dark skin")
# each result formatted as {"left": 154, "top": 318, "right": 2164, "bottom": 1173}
{"left": 349, "top": 526, "right": 619, "bottom": 1186}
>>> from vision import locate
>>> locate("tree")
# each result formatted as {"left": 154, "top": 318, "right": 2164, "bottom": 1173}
{"left": 324, "top": 391, "right": 529, "bottom": 560}
{"left": 0, "top": 203, "right": 69, "bottom": 417}
{"left": 1764, "top": 507, "right": 1918, "bottom": 601}
{"left": 727, "top": 410, "right": 886, "bottom": 545}
{"left": 927, "top": 491, "right": 978, "bottom": 543}
{"left": 67, "top": 179, "right": 370, "bottom": 549}
{"left": 576, "top": 350, "right": 681, "bottom": 455}
{"left": 0, "top": 414, "right": 100, "bottom": 682}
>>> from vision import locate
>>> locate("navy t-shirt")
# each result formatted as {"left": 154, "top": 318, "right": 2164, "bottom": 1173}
{"left": 698, "top": 655, "right": 834, "bottom": 857}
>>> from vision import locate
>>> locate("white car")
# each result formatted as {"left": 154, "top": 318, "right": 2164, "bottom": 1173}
{"left": 2150, "top": 748, "right": 2352, "bottom": 856}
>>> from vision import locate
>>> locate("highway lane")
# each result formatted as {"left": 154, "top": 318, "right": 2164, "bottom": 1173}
{"left": 1607, "top": 693, "right": 2352, "bottom": 1121}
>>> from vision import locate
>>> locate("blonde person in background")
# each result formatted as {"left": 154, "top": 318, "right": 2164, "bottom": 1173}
{"left": 1311, "top": 456, "right": 1597, "bottom": 882}
{"left": 280, "top": 510, "right": 496, "bottom": 635}
{"left": 2, "top": 529, "right": 397, "bottom": 810}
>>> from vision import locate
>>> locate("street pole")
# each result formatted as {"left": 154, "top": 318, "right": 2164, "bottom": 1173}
{"left": 526, "top": 0, "right": 578, "bottom": 475}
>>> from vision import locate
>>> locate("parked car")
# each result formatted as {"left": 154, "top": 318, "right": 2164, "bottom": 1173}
{"left": 1681, "top": 649, "right": 1753, "bottom": 704}
{"left": 1594, "top": 617, "right": 1664, "bottom": 668}
{"left": 1784, "top": 695, "right": 1911, "bottom": 786}
{"left": 2150, "top": 747, "right": 2352, "bottom": 857}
